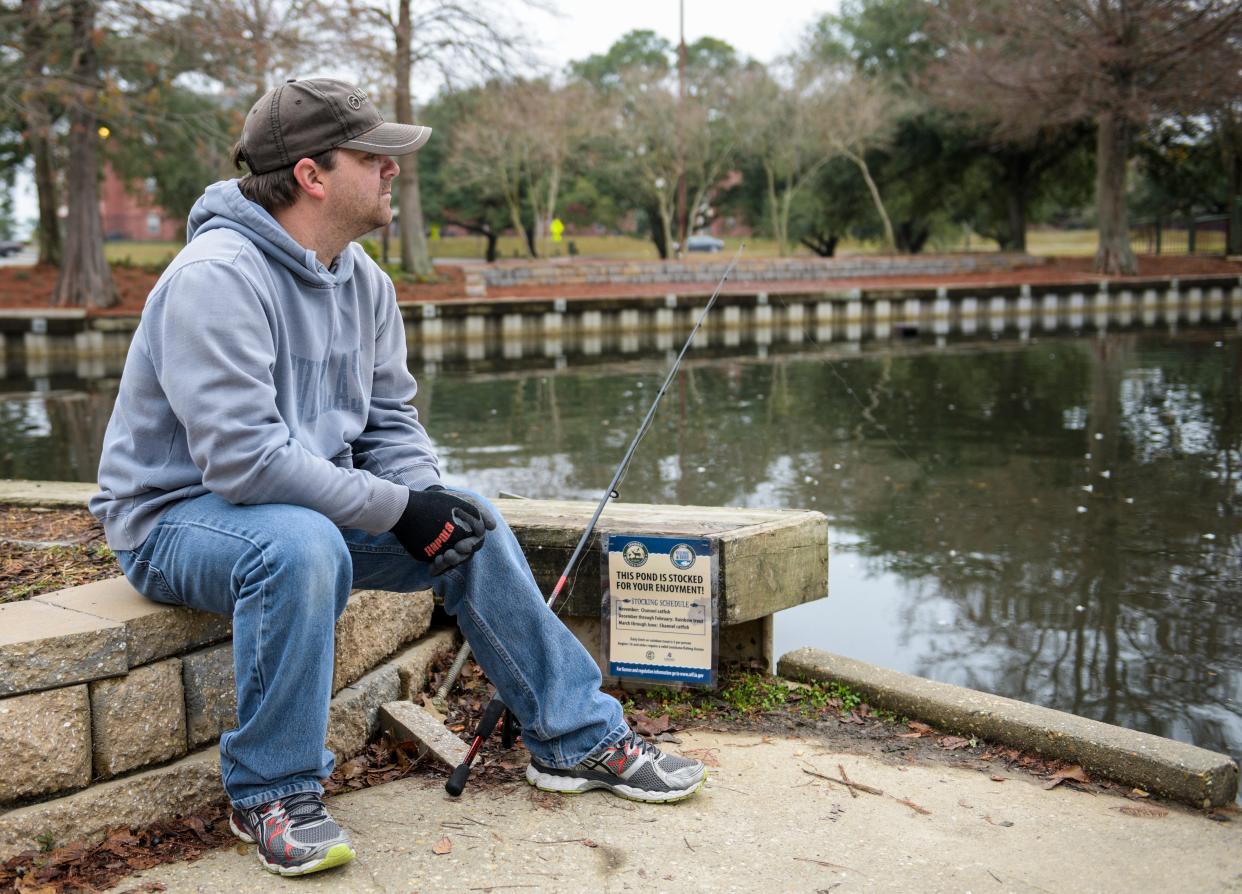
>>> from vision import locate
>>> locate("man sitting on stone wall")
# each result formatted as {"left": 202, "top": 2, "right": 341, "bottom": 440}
{"left": 90, "top": 77, "right": 704, "bottom": 879}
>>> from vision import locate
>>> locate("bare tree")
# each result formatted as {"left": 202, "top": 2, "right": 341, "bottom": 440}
{"left": 739, "top": 63, "right": 851, "bottom": 257}
{"left": 819, "top": 67, "right": 906, "bottom": 252}
{"left": 524, "top": 80, "right": 598, "bottom": 258}
{"left": 931, "top": 0, "right": 1242, "bottom": 275}
{"left": 174, "top": 0, "right": 329, "bottom": 105}
{"left": 449, "top": 83, "right": 531, "bottom": 255}
{"left": 53, "top": 0, "right": 117, "bottom": 308}
{"left": 344, "top": 0, "right": 547, "bottom": 277}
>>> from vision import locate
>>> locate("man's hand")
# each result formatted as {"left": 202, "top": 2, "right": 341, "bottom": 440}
{"left": 389, "top": 486, "right": 497, "bottom": 575}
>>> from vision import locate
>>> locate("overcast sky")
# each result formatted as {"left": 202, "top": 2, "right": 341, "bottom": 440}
{"left": 530, "top": 1, "right": 836, "bottom": 69}
{"left": 9, "top": 1, "right": 840, "bottom": 237}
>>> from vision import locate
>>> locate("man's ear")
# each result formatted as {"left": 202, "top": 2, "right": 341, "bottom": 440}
{"left": 292, "top": 158, "right": 328, "bottom": 201}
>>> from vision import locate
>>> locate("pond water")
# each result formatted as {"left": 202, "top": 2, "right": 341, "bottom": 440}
{"left": 2, "top": 326, "right": 1240, "bottom": 777}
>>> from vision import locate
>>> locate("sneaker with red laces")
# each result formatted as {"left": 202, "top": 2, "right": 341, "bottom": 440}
{"left": 525, "top": 729, "right": 706, "bottom": 803}
{"left": 229, "top": 791, "right": 355, "bottom": 876}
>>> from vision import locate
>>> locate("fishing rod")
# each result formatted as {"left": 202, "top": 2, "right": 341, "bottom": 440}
{"left": 443, "top": 242, "right": 745, "bottom": 797}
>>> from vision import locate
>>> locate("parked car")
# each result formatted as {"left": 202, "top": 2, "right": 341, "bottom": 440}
{"left": 0, "top": 240, "right": 23, "bottom": 257}
{"left": 686, "top": 234, "right": 725, "bottom": 253}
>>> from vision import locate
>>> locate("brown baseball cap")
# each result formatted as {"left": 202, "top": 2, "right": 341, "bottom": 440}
{"left": 239, "top": 78, "right": 432, "bottom": 175}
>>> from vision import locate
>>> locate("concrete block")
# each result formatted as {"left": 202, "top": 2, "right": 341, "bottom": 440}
{"left": 380, "top": 701, "right": 467, "bottom": 768}
{"left": 326, "top": 628, "right": 459, "bottom": 760}
{"left": 181, "top": 643, "right": 237, "bottom": 749}
{"left": 90, "top": 659, "right": 187, "bottom": 778}
{"left": 332, "top": 589, "right": 434, "bottom": 694}
{"left": 0, "top": 748, "right": 223, "bottom": 861}
{"left": 0, "top": 600, "right": 126, "bottom": 696}
{"left": 327, "top": 661, "right": 401, "bottom": 761}
{"left": 37, "top": 576, "right": 231, "bottom": 668}
{"left": 0, "top": 685, "right": 92, "bottom": 804}
{"left": 779, "top": 648, "right": 1239, "bottom": 808}
{"left": 394, "top": 628, "right": 460, "bottom": 700}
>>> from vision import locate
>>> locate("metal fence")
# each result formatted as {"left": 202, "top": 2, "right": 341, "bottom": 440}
{"left": 1131, "top": 214, "right": 1232, "bottom": 256}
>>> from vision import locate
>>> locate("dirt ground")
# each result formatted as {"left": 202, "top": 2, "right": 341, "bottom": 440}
{"left": 1, "top": 256, "right": 1238, "bottom": 315}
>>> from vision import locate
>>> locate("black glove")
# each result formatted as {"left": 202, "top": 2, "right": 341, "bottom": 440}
{"left": 389, "top": 486, "right": 497, "bottom": 575}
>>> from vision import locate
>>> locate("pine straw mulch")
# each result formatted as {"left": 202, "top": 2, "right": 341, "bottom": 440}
{"left": 0, "top": 508, "right": 117, "bottom": 605}
{"left": 0, "top": 264, "right": 468, "bottom": 315}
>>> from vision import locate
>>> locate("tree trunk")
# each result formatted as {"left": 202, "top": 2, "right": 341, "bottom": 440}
{"left": 394, "top": 0, "right": 434, "bottom": 278}
{"left": 523, "top": 218, "right": 537, "bottom": 258}
{"left": 763, "top": 164, "right": 786, "bottom": 257}
{"left": 485, "top": 230, "right": 498, "bottom": 263}
{"left": 646, "top": 206, "right": 668, "bottom": 259}
{"left": 1093, "top": 112, "right": 1137, "bottom": 275}
{"left": 1004, "top": 165, "right": 1028, "bottom": 253}
{"left": 53, "top": 0, "right": 117, "bottom": 309}
{"left": 800, "top": 233, "right": 838, "bottom": 257}
{"left": 1216, "top": 109, "right": 1241, "bottom": 256}
{"left": 895, "top": 220, "right": 930, "bottom": 254}
{"left": 30, "top": 130, "right": 61, "bottom": 267}
{"left": 22, "top": 0, "right": 61, "bottom": 267}
{"left": 846, "top": 150, "right": 896, "bottom": 252}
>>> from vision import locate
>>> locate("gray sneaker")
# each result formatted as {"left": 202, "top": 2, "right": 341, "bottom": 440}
{"left": 525, "top": 729, "right": 706, "bottom": 802}
{"left": 229, "top": 791, "right": 355, "bottom": 876}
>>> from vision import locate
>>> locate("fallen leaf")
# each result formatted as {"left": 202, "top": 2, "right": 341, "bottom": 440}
{"left": 1128, "top": 788, "right": 1150, "bottom": 799}
{"left": 1043, "top": 765, "right": 1090, "bottom": 790}
{"left": 1118, "top": 804, "right": 1168, "bottom": 819}
{"left": 896, "top": 732, "right": 923, "bottom": 739}
{"left": 432, "top": 837, "right": 452, "bottom": 855}
{"left": 939, "top": 736, "right": 971, "bottom": 750}
{"left": 990, "top": 775, "right": 1006, "bottom": 782}
{"left": 958, "top": 799, "right": 973, "bottom": 809}
{"left": 633, "top": 712, "right": 671, "bottom": 737}
{"left": 582, "top": 839, "right": 598, "bottom": 848}
{"left": 983, "top": 815, "right": 1014, "bottom": 827}
{"left": 907, "top": 721, "right": 935, "bottom": 735}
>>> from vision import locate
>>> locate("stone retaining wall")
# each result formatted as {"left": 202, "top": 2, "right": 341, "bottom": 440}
{"left": 478, "top": 253, "right": 1039, "bottom": 290}
{"left": 0, "top": 575, "right": 444, "bottom": 856}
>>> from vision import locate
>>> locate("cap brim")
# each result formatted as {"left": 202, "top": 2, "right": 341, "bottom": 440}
{"left": 340, "top": 122, "right": 432, "bottom": 155}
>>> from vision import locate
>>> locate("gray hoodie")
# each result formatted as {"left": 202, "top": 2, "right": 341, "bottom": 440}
{"left": 90, "top": 180, "right": 439, "bottom": 551}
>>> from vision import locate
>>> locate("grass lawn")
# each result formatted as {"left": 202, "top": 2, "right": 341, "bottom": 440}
{"left": 103, "top": 229, "right": 1135, "bottom": 267}
{"left": 104, "top": 241, "right": 183, "bottom": 266}
{"left": 369, "top": 229, "right": 1115, "bottom": 261}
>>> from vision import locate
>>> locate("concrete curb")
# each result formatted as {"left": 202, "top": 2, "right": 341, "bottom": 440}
{"left": 778, "top": 647, "right": 1239, "bottom": 808}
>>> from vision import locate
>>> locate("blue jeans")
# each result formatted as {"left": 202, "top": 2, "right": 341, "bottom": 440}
{"left": 116, "top": 489, "right": 626, "bottom": 810}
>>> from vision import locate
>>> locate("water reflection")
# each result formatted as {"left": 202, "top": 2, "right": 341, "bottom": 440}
{"left": 1, "top": 328, "right": 1239, "bottom": 775}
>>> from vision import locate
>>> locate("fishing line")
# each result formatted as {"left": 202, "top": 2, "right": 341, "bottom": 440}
{"left": 434, "top": 244, "right": 747, "bottom": 708}
{"left": 439, "top": 244, "right": 747, "bottom": 797}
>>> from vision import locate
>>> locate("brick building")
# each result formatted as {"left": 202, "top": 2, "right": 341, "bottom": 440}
{"left": 100, "top": 165, "right": 182, "bottom": 242}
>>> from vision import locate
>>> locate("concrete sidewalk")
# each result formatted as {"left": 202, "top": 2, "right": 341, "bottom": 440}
{"left": 127, "top": 730, "right": 1242, "bottom": 893}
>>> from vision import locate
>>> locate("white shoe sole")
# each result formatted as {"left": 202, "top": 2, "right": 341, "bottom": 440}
{"left": 525, "top": 764, "right": 705, "bottom": 803}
